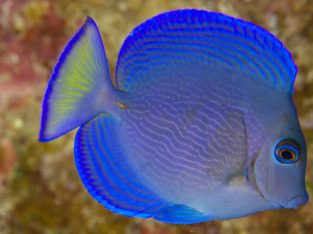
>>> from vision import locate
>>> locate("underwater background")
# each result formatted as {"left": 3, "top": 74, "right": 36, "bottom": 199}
{"left": 1, "top": 0, "right": 313, "bottom": 233}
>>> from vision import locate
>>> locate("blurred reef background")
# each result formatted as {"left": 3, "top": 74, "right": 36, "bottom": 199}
{"left": 1, "top": 0, "right": 313, "bottom": 233}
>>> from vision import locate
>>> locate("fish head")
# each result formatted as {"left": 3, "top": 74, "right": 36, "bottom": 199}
{"left": 252, "top": 97, "right": 308, "bottom": 209}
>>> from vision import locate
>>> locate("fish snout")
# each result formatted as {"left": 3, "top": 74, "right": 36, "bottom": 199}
{"left": 284, "top": 193, "right": 309, "bottom": 209}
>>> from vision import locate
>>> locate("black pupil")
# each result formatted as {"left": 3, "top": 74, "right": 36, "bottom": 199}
{"left": 281, "top": 150, "right": 294, "bottom": 160}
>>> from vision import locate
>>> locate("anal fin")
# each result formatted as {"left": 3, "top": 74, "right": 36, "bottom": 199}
{"left": 154, "top": 204, "right": 212, "bottom": 224}
{"left": 74, "top": 113, "right": 167, "bottom": 217}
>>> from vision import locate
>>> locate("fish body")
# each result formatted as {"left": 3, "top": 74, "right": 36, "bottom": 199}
{"left": 39, "top": 9, "right": 308, "bottom": 224}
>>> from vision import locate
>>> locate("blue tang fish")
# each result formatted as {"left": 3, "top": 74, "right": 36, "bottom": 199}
{"left": 39, "top": 9, "right": 308, "bottom": 224}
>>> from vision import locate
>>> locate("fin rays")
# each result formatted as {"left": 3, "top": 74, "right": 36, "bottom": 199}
{"left": 39, "top": 17, "right": 112, "bottom": 141}
{"left": 74, "top": 114, "right": 167, "bottom": 217}
{"left": 116, "top": 9, "right": 296, "bottom": 93}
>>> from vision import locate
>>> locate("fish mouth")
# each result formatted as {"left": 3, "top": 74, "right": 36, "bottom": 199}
{"left": 281, "top": 193, "right": 309, "bottom": 209}
{"left": 250, "top": 155, "right": 309, "bottom": 209}
{"left": 264, "top": 168, "right": 309, "bottom": 209}
{"left": 250, "top": 169, "right": 309, "bottom": 209}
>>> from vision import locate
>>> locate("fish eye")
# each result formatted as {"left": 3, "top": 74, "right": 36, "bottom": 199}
{"left": 275, "top": 139, "right": 300, "bottom": 164}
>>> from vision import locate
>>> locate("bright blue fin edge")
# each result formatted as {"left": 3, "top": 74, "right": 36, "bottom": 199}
{"left": 74, "top": 113, "right": 168, "bottom": 218}
{"left": 115, "top": 9, "right": 297, "bottom": 93}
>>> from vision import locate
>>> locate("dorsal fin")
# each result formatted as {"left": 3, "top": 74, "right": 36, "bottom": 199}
{"left": 115, "top": 9, "right": 296, "bottom": 93}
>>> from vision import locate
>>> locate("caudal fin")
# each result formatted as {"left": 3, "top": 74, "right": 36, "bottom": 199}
{"left": 39, "top": 17, "right": 113, "bottom": 142}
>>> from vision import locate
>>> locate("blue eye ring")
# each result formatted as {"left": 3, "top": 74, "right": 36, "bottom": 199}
{"left": 275, "top": 139, "right": 300, "bottom": 164}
